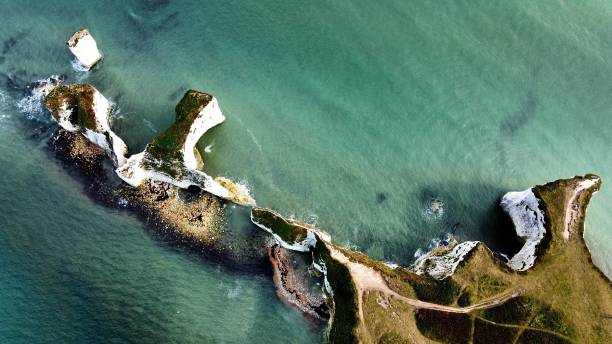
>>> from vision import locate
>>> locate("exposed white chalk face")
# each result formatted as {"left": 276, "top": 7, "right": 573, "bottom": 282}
{"left": 500, "top": 188, "right": 546, "bottom": 271}
{"left": 182, "top": 98, "right": 225, "bottom": 170}
{"left": 67, "top": 29, "right": 103, "bottom": 70}
{"left": 116, "top": 152, "right": 233, "bottom": 201}
{"left": 409, "top": 241, "right": 480, "bottom": 279}
{"left": 116, "top": 95, "right": 255, "bottom": 206}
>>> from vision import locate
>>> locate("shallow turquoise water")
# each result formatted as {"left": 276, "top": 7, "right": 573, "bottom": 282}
{"left": 1, "top": 0, "right": 611, "bottom": 342}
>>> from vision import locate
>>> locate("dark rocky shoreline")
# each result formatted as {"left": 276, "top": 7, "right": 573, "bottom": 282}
{"left": 47, "top": 128, "right": 271, "bottom": 274}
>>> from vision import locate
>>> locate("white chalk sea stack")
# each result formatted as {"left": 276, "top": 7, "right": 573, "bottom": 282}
{"left": 116, "top": 90, "right": 256, "bottom": 206}
{"left": 67, "top": 29, "right": 103, "bottom": 70}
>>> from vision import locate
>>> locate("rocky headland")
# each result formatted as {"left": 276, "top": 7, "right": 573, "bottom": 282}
{"left": 252, "top": 175, "right": 611, "bottom": 343}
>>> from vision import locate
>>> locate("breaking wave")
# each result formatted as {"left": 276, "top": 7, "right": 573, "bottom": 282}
{"left": 0, "top": 90, "right": 9, "bottom": 121}
{"left": 70, "top": 58, "right": 90, "bottom": 73}
{"left": 413, "top": 232, "right": 454, "bottom": 259}
{"left": 16, "top": 75, "right": 65, "bottom": 121}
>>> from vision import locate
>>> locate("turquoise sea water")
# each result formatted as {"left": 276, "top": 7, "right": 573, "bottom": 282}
{"left": 1, "top": 0, "right": 611, "bottom": 342}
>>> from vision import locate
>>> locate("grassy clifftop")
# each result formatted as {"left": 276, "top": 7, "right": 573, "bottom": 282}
{"left": 252, "top": 175, "right": 611, "bottom": 343}
{"left": 146, "top": 90, "right": 213, "bottom": 163}
{"left": 45, "top": 84, "right": 99, "bottom": 130}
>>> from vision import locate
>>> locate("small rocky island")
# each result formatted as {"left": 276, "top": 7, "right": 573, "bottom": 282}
{"left": 29, "top": 29, "right": 612, "bottom": 343}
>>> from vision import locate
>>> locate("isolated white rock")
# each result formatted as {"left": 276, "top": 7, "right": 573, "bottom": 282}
{"left": 67, "top": 29, "right": 103, "bottom": 70}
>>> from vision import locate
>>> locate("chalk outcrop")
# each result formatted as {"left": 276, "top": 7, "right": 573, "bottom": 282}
{"left": 67, "top": 29, "right": 103, "bottom": 70}
{"left": 116, "top": 90, "right": 255, "bottom": 206}
{"left": 44, "top": 84, "right": 127, "bottom": 167}
{"left": 410, "top": 240, "right": 480, "bottom": 279}
{"left": 500, "top": 188, "right": 546, "bottom": 271}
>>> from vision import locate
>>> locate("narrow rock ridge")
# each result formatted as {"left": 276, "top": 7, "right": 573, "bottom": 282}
{"left": 44, "top": 83, "right": 128, "bottom": 167}
{"left": 67, "top": 29, "right": 103, "bottom": 70}
{"left": 251, "top": 207, "right": 318, "bottom": 252}
{"left": 562, "top": 176, "right": 600, "bottom": 241}
{"left": 116, "top": 91, "right": 255, "bottom": 206}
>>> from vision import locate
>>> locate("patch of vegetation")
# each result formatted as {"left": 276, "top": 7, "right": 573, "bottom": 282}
{"left": 529, "top": 303, "right": 574, "bottom": 337}
{"left": 408, "top": 277, "right": 460, "bottom": 305}
{"left": 415, "top": 309, "right": 473, "bottom": 343}
{"left": 477, "top": 273, "right": 509, "bottom": 299}
{"left": 147, "top": 90, "right": 212, "bottom": 162}
{"left": 515, "top": 329, "right": 572, "bottom": 344}
{"left": 480, "top": 296, "right": 537, "bottom": 325}
{"left": 378, "top": 331, "right": 409, "bottom": 344}
{"left": 45, "top": 84, "right": 98, "bottom": 131}
{"left": 473, "top": 318, "right": 519, "bottom": 344}
{"left": 251, "top": 208, "right": 308, "bottom": 244}
{"left": 457, "top": 288, "right": 472, "bottom": 307}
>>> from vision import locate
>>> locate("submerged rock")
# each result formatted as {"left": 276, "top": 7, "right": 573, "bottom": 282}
{"left": 116, "top": 90, "right": 255, "bottom": 206}
{"left": 424, "top": 197, "right": 445, "bottom": 219}
{"left": 17, "top": 75, "right": 65, "bottom": 118}
{"left": 44, "top": 84, "right": 128, "bottom": 167}
{"left": 67, "top": 29, "right": 102, "bottom": 70}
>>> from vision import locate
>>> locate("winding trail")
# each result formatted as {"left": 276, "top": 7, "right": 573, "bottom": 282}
{"left": 328, "top": 246, "right": 522, "bottom": 326}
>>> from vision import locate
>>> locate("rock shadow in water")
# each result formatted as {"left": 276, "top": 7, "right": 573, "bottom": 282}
{"left": 495, "top": 68, "right": 541, "bottom": 168}
{"left": 138, "top": 0, "right": 171, "bottom": 12}
{"left": 2, "top": 31, "right": 28, "bottom": 55}
{"left": 499, "top": 89, "right": 537, "bottom": 138}
{"left": 351, "top": 180, "right": 525, "bottom": 267}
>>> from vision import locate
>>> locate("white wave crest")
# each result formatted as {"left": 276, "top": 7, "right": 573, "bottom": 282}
{"left": 17, "top": 75, "right": 64, "bottom": 120}
{"left": 70, "top": 58, "right": 90, "bottom": 72}
{"left": 70, "top": 59, "right": 93, "bottom": 82}
{"left": 0, "top": 90, "right": 9, "bottom": 121}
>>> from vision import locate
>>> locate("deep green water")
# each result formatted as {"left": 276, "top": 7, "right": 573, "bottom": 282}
{"left": 1, "top": 0, "right": 611, "bottom": 342}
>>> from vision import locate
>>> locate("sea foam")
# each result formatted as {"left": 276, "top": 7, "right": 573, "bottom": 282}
{"left": 17, "top": 75, "right": 65, "bottom": 120}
